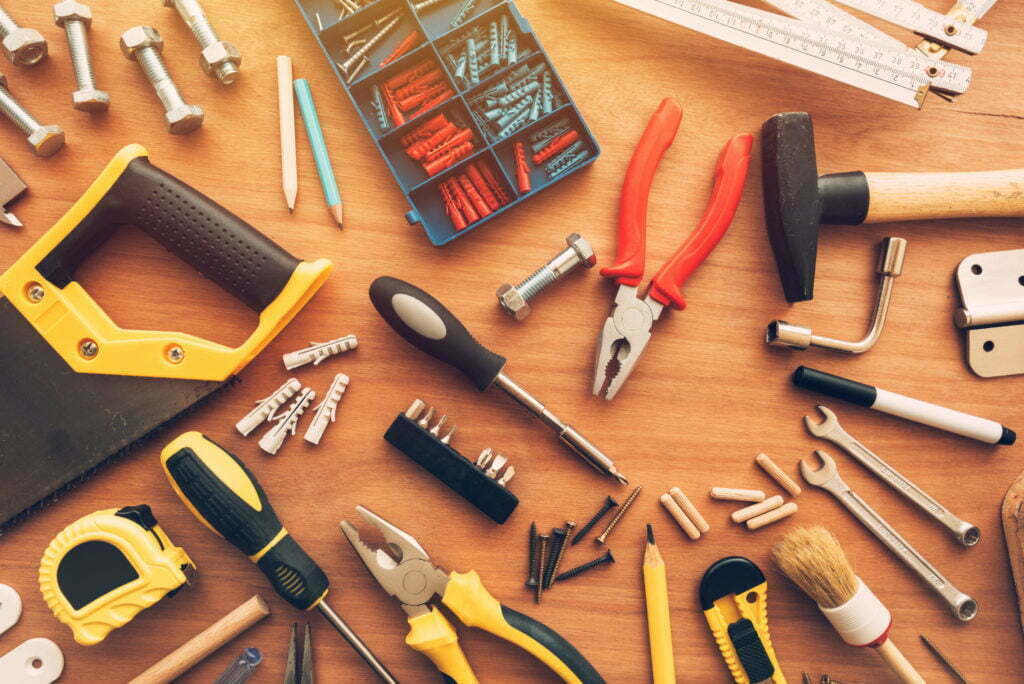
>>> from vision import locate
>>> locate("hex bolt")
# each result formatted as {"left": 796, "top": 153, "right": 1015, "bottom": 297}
{"left": 535, "top": 534, "right": 550, "bottom": 604}
{"left": 542, "top": 527, "right": 567, "bottom": 590}
{"left": 545, "top": 521, "right": 575, "bottom": 589}
{"left": 0, "top": 6, "right": 46, "bottom": 66}
{"left": 0, "top": 74, "right": 65, "bottom": 156}
{"left": 53, "top": 1, "right": 109, "bottom": 112}
{"left": 571, "top": 496, "right": 618, "bottom": 546}
{"left": 596, "top": 486, "right": 642, "bottom": 544}
{"left": 497, "top": 233, "right": 597, "bottom": 320}
{"left": 555, "top": 550, "right": 615, "bottom": 583}
{"left": 120, "top": 26, "right": 204, "bottom": 135}
{"left": 525, "top": 521, "right": 539, "bottom": 588}
{"left": 163, "top": 0, "right": 241, "bottom": 85}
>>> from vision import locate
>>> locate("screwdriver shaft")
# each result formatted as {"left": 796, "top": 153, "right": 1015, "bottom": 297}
{"left": 317, "top": 602, "right": 399, "bottom": 683}
{"left": 492, "top": 371, "right": 627, "bottom": 484}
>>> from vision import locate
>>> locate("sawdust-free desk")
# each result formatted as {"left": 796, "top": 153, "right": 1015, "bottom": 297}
{"left": 1, "top": 0, "right": 1022, "bottom": 681}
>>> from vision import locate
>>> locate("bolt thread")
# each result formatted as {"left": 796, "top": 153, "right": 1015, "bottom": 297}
{"left": 0, "top": 85, "right": 39, "bottom": 134}
{"left": 0, "top": 7, "right": 17, "bottom": 36}
{"left": 516, "top": 264, "right": 557, "bottom": 302}
{"left": 66, "top": 22, "right": 95, "bottom": 90}
{"left": 136, "top": 48, "right": 187, "bottom": 111}
{"left": 188, "top": 18, "right": 218, "bottom": 47}
{"left": 556, "top": 552, "right": 611, "bottom": 581}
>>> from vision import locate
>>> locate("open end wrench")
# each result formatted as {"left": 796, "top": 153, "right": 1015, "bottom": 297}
{"left": 800, "top": 450, "right": 978, "bottom": 622}
{"left": 805, "top": 405, "right": 980, "bottom": 547}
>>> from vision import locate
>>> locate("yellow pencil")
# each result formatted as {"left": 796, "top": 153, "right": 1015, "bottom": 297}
{"left": 643, "top": 524, "right": 676, "bottom": 683}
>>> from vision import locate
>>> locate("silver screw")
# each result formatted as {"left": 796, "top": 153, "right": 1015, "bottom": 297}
{"left": 26, "top": 283, "right": 44, "bottom": 302}
{"left": 79, "top": 339, "right": 98, "bottom": 358}
{"left": 496, "top": 233, "right": 597, "bottom": 320}
{"left": 120, "top": 26, "right": 203, "bottom": 135}
{"left": 0, "top": 74, "right": 64, "bottom": 156}
{"left": 163, "top": 0, "right": 240, "bottom": 85}
{"left": 53, "top": 1, "right": 109, "bottom": 112}
{"left": 0, "top": 6, "right": 47, "bottom": 66}
{"left": 596, "top": 486, "right": 642, "bottom": 544}
{"left": 166, "top": 345, "right": 184, "bottom": 363}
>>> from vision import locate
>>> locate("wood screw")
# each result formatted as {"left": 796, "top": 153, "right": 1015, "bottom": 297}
{"left": 555, "top": 550, "right": 614, "bottom": 583}
{"left": 571, "top": 496, "right": 618, "bottom": 546}
{"left": 596, "top": 486, "right": 642, "bottom": 544}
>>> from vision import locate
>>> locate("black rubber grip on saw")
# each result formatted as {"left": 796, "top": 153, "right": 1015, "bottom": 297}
{"left": 369, "top": 276, "right": 506, "bottom": 391}
{"left": 164, "top": 435, "right": 328, "bottom": 610}
{"left": 36, "top": 156, "right": 300, "bottom": 312}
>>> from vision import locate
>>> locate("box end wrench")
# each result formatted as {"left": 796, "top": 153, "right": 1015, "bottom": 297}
{"left": 800, "top": 450, "right": 978, "bottom": 622}
{"left": 805, "top": 405, "right": 980, "bottom": 547}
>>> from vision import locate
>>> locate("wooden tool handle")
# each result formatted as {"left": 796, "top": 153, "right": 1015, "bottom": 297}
{"left": 1003, "top": 470, "right": 1024, "bottom": 635}
{"left": 875, "top": 638, "right": 925, "bottom": 684}
{"left": 129, "top": 595, "right": 270, "bottom": 684}
{"left": 864, "top": 169, "right": 1024, "bottom": 223}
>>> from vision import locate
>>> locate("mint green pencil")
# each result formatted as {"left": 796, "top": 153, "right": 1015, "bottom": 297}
{"left": 294, "top": 78, "right": 343, "bottom": 227}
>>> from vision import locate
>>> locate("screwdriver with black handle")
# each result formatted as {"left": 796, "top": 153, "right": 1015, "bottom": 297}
{"left": 369, "top": 276, "right": 627, "bottom": 484}
{"left": 160, "top": 432, "right": 398, "bottom": 683}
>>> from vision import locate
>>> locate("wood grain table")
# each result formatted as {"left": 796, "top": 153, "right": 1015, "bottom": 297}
{"left": 0, "top": 0, "right": 1022, "bottom": 681}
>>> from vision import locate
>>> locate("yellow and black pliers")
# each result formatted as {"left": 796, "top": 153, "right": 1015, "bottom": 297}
{"left": 340, "top": 505, "right": 605, "bottom": 684}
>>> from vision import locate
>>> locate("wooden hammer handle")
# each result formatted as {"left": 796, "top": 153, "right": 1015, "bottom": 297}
{"left": 864, "top": 169, "right": 1024, "bottom": 223}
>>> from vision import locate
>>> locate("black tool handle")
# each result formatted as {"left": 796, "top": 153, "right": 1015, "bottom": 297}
{"left": 38, "top": 154, "right": 300, "bottom": 312}
{"left": 161, "top": 432, "right": 329, "bottom": 610}
{"left": 369, "top": 276, "right": 506, "bottom": 391}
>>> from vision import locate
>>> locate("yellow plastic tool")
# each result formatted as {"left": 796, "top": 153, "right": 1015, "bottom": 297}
{"left": 699, "top": 556, "right": 786, "bottom": 684}
{"left": 38, "top": 505, "right": 194, "bottom": 645}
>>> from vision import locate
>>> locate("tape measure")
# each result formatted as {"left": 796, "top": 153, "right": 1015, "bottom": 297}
{"left": 700, "top": 557, "right": 786, "bottom": 684}
{"left": 38, "top": 505, "right": 196, "bottom": 646}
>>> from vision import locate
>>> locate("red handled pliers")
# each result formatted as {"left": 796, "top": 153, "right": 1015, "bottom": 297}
{"left": 594, "top": 98, "right": 752, "bottom": 400}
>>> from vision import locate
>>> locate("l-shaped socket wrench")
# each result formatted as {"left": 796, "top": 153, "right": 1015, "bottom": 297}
{"left": 800, "top": 450, "right": 977, "bottom": 622}
{"left": 805, "top": 405, "right": 980, "bottom": 547}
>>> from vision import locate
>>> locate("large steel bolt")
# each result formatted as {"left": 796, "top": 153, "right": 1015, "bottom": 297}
{"left": 0, "top": 74, "right": 64, "bottom": 156}
{"left": 163, "top": 0, "right": 240, "bottom": 84}
{"left": 53, "top": 1, "right": 109, "bottom": 112}
{"left": 497, "top": 233, "right": 597, "bottom": 320}
{"left": 120, "top": 26, "right": 204, "bottom": 134}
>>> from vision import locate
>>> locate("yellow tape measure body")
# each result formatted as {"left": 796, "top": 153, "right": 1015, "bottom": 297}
{"left": 700, "top": 556, "right": 786, "bottom": 684}
{"left": 38, "top": 505, "right": 195, "bottom": 645}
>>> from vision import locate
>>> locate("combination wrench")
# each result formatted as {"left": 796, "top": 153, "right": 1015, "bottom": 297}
{"left": 805, "top": 405, "right": 980, "bottom": 547}
{"left": 800, "top": 450, "right": 978, "bottom": 622}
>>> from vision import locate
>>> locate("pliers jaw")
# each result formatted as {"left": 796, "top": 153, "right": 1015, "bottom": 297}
{"left": 340, "top": 505, "right": 449, "bottom": 617}
{"left": 593, "top": 285, "right": 661, "bottom": 400}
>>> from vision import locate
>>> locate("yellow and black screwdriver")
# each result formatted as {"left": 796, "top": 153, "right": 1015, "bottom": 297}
{"left": 160, "top": 432, "right": 398, "bottom": 683}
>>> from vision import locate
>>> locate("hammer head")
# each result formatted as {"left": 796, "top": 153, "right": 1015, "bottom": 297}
{"left": 762, "top": 112, "right": 821, "bottom": 303}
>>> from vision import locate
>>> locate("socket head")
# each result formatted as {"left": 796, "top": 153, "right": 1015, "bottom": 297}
{"left": 27, "top": 125, "right": 65, "bottom": 157}
{"left": 3, "top": 29, "right": 47, "bottom": 67}
{"left": 53, "top": 1, "right": 93, "bottom": 28}
{"left": 200, "top": 41, "right": 241, "bottom": 84}
{"left": 166, "top": 105, "right": 204, "bottom": 135}
{"left": 72, "top": 88, "right": 110, "bottom": 112}
{"left": 120, "top": 26, "right": 163, "bottom": 59}
{"left": 566, "top": 233, "right": 597, "bottom": 267}
{"left": 496, "top": 284, "right": 530, "bottom": 320}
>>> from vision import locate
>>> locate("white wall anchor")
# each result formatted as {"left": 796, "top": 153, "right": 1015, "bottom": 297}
{"left": 282, "top": 335, "right": 358, "bottom": 370}
{"left": 304, "top": 373, "right": 350, "bottom": 445}
{"left": 235, "top": 378, "right": 301, "bottom": 436}
{"left": 258, "top": 387, "right": 315, "bottom": 455}
{"left": 955, "top": 248, "right": 1024, "bottom": 378}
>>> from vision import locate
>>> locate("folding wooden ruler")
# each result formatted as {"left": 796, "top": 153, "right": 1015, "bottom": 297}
{"left": 609, "top": 0, "right": 996, "bottom": 108}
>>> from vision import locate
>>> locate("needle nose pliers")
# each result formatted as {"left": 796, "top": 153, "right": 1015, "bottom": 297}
{"left": 340, "top": 505, "right": 605, "bottom": 684}
{"left": 594, "top": 98, "right": 753, "bottom": 400}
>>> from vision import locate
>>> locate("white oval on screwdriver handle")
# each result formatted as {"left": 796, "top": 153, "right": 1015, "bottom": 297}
{"left": 0, "top": 639, "right": 64, "bottom": 683}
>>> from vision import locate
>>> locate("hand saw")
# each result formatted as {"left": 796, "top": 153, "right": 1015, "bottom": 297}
{"left": 0, "top": 144, "right": 332, "bottom": 529}
{"left": 608, "top": 0, "right": 983, "bottom": 108}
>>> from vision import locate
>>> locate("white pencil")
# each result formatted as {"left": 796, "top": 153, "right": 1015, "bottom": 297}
{"left": 277, "top": 56, "right": 298, "bottom": 211}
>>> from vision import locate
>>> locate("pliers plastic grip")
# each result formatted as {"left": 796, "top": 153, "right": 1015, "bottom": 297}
{"left": 594, "top": 98, "right": 752, "bottom": 399}
{"left": 341, "top": 505, "right": 605, "bottom": 684}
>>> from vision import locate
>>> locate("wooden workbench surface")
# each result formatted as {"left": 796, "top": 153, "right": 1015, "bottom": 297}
{"left": 0, "top": 0, "right": 1022, "bottom": 681}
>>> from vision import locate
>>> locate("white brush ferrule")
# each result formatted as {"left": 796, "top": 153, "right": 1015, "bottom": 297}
{"left": 818, "top": 578, "right": 891, "bottom": 648}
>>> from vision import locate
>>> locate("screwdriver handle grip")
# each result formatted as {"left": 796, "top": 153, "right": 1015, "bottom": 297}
{"left": 160, "top": 432, "right": 329, "bottom": 611}
{"left": 370, "top": 276, "right": 506, "bottom": 391}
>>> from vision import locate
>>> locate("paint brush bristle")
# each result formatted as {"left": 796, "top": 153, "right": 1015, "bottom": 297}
{"left": 770, "top": 526, "right": 858, "bottom": 608}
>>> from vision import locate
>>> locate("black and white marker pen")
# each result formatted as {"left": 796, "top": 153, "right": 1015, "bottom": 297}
{"left": 793, "top": 366, "right": 1016, "bottom": 446}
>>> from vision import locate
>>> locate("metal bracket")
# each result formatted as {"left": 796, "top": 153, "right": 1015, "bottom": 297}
{"left": 766, "top": 237, "right": 907, "bottom": 354}
{"left": 954, "top": 248, "right": 1024, "bottom": 377}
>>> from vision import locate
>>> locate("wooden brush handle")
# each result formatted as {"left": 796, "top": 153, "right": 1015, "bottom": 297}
{"left": 864, "top": 169, "right": 1024, "bottom": 223}
{"left": 875, "top": 638, "right": 925, "bottom": 684}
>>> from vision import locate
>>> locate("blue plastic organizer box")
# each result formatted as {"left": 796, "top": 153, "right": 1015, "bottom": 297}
{"left": 293, "top": 0, "right": 601, "bottom": 245}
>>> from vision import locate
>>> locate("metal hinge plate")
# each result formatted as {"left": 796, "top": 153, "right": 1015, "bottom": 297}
{"left": 955, "top": 249, "right": 1024, "bottom": 378}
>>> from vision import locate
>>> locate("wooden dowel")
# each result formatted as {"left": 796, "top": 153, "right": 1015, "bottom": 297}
{"left": 669, "top": 487, "right": 709, "bottom": 533}
{"left": 129, "top": 595, "right": 270, "bottom": 684}
{"left": 660, "top": 493, "right": 700, "bottom": 540}
{"left": 732, "top": 495, "right": 784, "bottom": 524}
{"left": 746, "top": 502, "right": 798, "bottom": 530}
{"left": 755, "top": 453, "right": 802, "bottom": 497}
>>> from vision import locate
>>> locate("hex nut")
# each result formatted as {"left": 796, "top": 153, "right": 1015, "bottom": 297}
{"left": 120, "top": 26, "right": 163, "bottom": 59}
{"left": 200, "top": 41, "right": 241, "bottom": 82}
{"left": 27, "top": 125, "right": 65, "bottom": 157}
{"left": 2, "top": 29, "right": 47, "bottom": 67}
{"left": 166, "top": 104, "right": 204, "bottom": 135}
{"left": 53, "top": 1, "right": 93, "bottom": 27}
{"left": 496, "top": 284, "right": 531, "bottom": 321}
{"left": 72, "top": 88, "right": 110, "bottom": 112}
{"left": 566, "top": 233, "right": 597, "bottom": 267}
